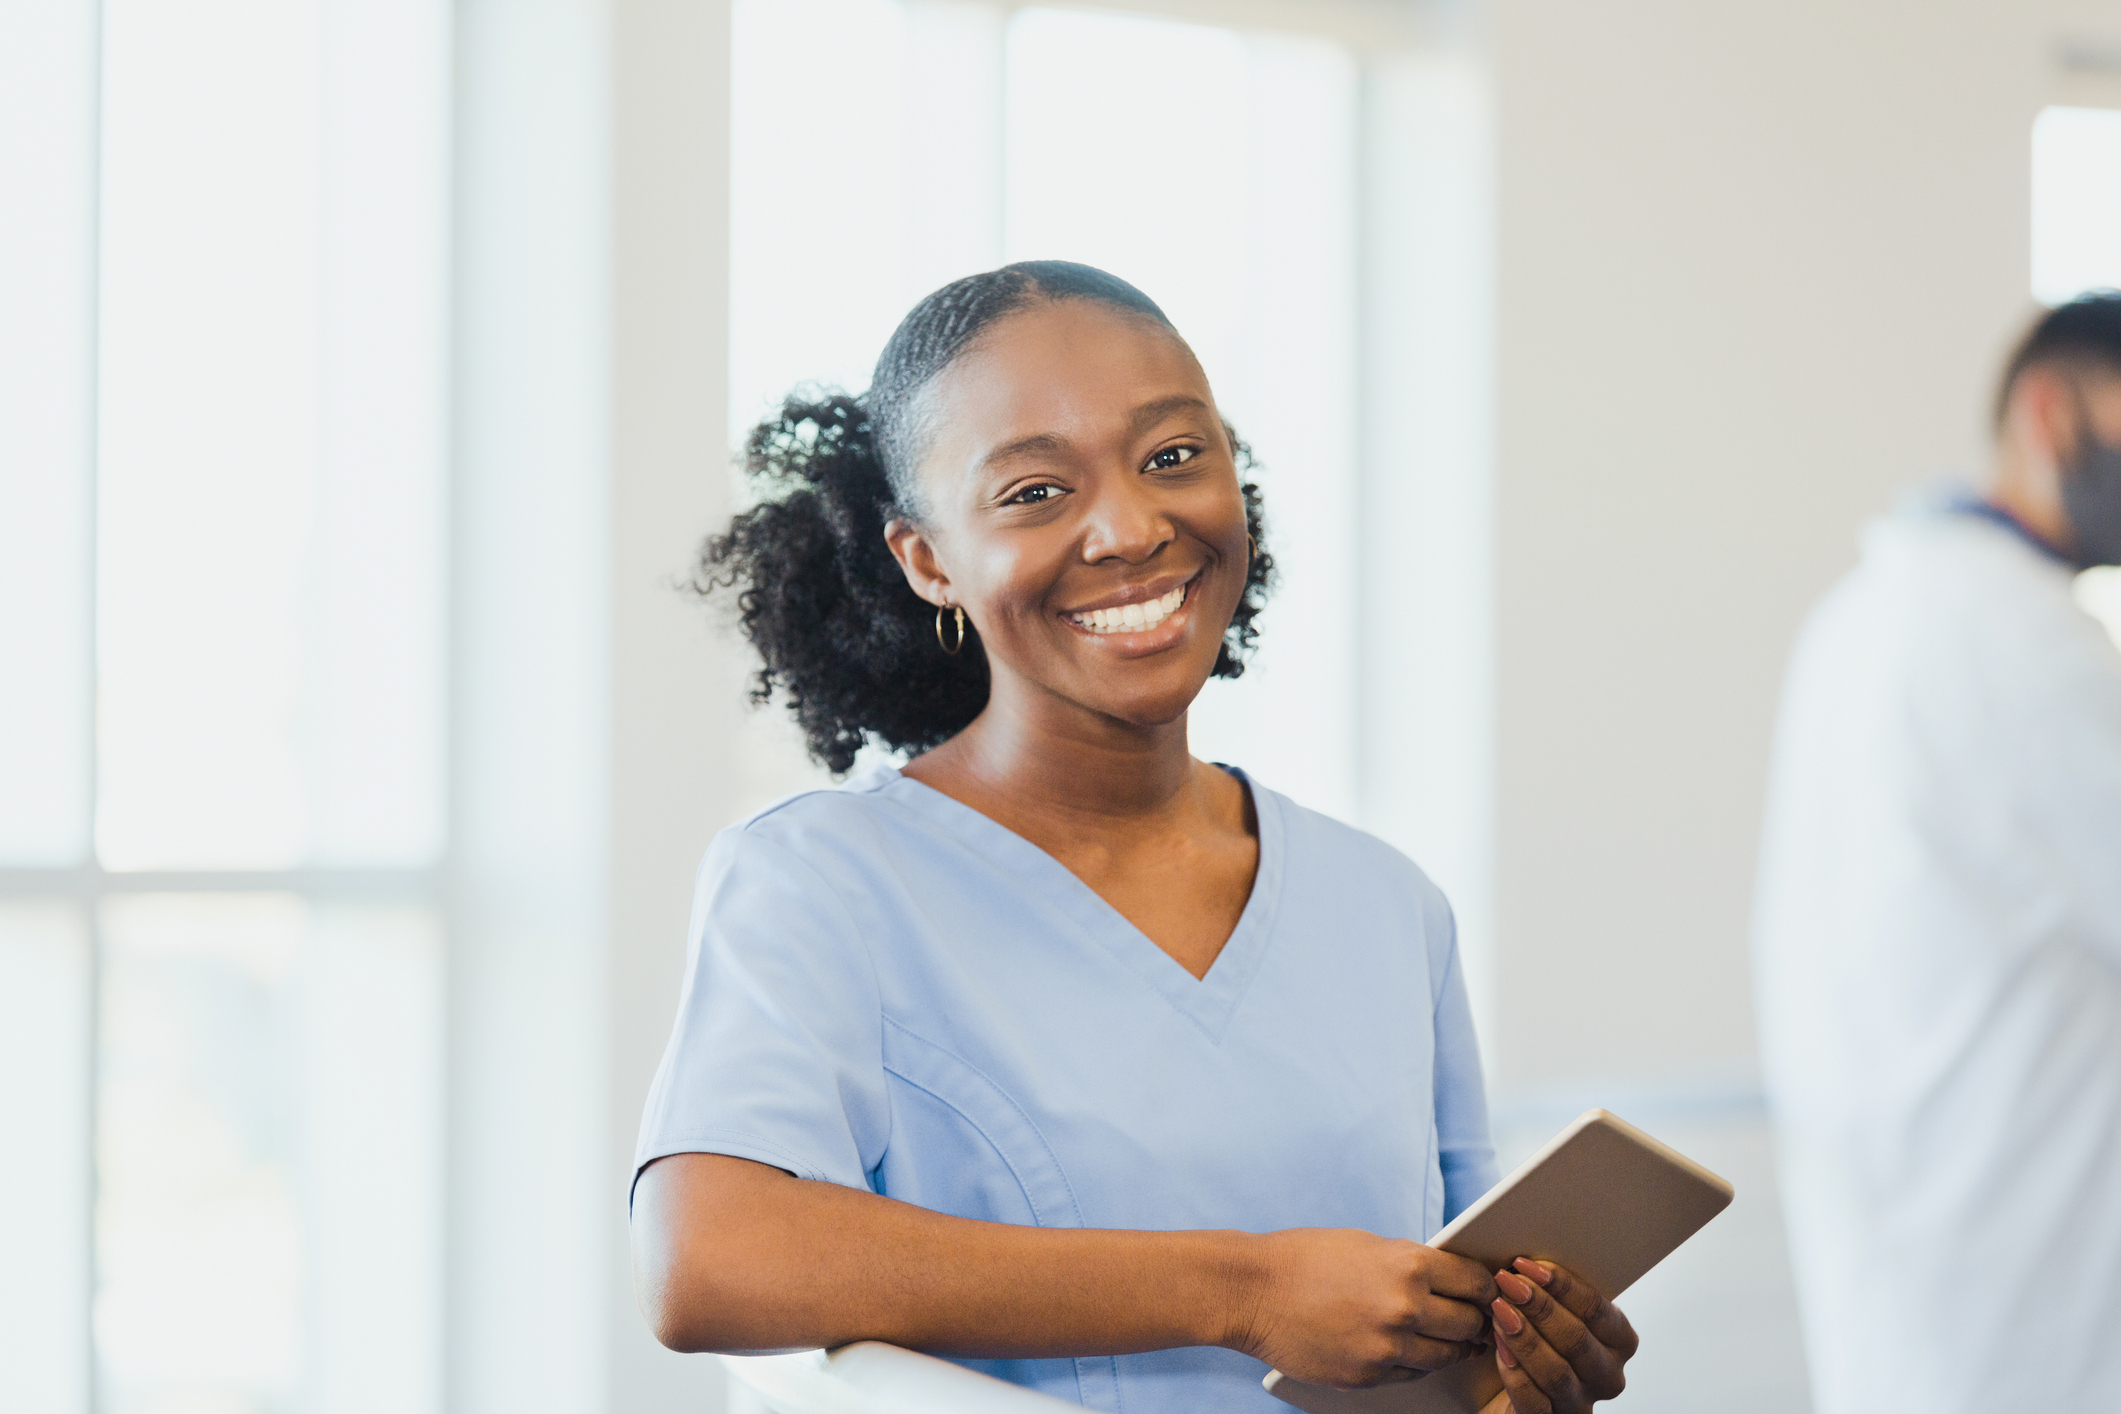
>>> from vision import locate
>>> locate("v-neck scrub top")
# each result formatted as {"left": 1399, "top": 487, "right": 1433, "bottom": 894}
{"left": 635, "top": 766, "right": 1498, "bottom": 1414}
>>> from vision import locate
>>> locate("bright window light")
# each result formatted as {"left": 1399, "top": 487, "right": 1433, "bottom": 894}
{"left": 0, "top": 903, "right": 91, "bottom": 1414}
{"left": 0, "top": 2, "right": 94, "bottom": 868}
{"left": 2032, "top": 105, "right": 2121, "bottom": 306}
{"left": 95, "top": 894, "right": 442, "bottom": 1414}
{"left": 97, "top": 0, "right": 446, "bottom": 872}
{"left": 1004, "top": 11, "right": 1253, "bottom": 374}
{"left": 727, "top": 0, "right": 912, "bottom": 441}
{"left": 0, "top": 2, "right": 457, "bottom": 1411}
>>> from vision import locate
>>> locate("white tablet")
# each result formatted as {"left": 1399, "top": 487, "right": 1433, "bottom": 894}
{"left": 1263, "top": 1109, "right": 1734, "bottom": 1414}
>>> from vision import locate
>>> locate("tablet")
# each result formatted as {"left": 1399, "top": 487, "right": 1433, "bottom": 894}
{"left": 1262, "top": 1109, "right": 1734, "bottom": 1414}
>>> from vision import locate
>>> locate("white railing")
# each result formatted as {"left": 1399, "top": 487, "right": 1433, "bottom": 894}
{"left": 720, "top": 1343, "right": 1082, "bottom": 1414}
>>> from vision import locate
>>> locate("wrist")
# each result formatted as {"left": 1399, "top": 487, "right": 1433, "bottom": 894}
{"left": 1201, "top": 1229, "right": 1274, "bottom": 1354}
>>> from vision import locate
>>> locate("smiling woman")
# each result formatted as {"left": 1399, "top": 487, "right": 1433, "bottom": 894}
{"left": 632, "top": 263, "right": 1639, "bottom": 1414}
{"left": 698, "top": 262, "right": 1271, "bottom": 776}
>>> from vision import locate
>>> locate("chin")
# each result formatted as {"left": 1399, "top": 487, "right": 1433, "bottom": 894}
{"left": 1094, "top": 677, "right": 1212, "bottom": 730}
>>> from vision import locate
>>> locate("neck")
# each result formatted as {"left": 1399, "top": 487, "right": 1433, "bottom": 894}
{"left": 927, "top": 677, "right": 1200, "bottom": 825}
{"left": 1988, "top": 440, "right": 2077, "bottom": 559}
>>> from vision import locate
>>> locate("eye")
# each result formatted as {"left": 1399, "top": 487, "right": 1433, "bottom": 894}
{"left": 1007, "top": 482, "right": 1062, "bottom": 506}
{"left": 1145, "top": 444, "right": 1199, "bottom": 471}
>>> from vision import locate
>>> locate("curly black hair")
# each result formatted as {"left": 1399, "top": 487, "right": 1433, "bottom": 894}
{"left": 695, "top": 261, "right": 1275, "bottom": 775}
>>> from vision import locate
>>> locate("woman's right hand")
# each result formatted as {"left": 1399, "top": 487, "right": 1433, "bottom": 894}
{"left": 638, "top": 1155, "right": 1501, "bottom": 1379}
{"left": 1226, "top": 1228, "right": 1501, "bottom": 1389}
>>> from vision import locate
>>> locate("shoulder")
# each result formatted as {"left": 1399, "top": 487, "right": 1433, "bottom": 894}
{"left": 1806, "top": 507, "right": 2113, "bottom": 695}
{"left": 1243, "top": 777, "right": 1467, "bottom": 1008}
{"left": 1243, "top": 774, "right": 1456, "bottom": 928}
{"left": 1791, "top": 512, "right": 2044, "bottom": 690}
{"left": 679, "top": 772, "right": 938, "bottom": 986}
{"left": 716, "top": 765, "right": 914, "bottom": 849}
{"left": 1856, "top": 503, "right": 2076, "bottom": 623}
{"left": 692, "top": 766, "right": 930, "bottom": 899}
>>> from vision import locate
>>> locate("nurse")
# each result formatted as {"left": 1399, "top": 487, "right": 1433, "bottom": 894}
{"left": 632, "top": 262, "right": 1639, "bottom": 1413}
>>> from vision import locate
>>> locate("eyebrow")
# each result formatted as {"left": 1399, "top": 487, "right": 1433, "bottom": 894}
{"left": 978, "top": 395, "right": 1214, "bottom": 470}
{"left": 1128, "top": 394, "right": 1212, "bottom": 434}
{"left": 980, "top": 431, "right": 1071, "bottom": 469}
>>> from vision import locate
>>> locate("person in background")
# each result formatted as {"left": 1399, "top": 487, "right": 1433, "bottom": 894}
{"left": 630, "top": 262, "right": 1641, "bottom": 1413}
{"left": 1753, "top": 291, "right": 2121, "bottom": 1413}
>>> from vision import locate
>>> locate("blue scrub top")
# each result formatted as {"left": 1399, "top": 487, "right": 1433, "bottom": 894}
{"left": 635, "top": 765, "right": 1498, "bottom": 1413}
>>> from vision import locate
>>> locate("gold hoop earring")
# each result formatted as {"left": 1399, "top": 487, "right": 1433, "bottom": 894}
{"left": 936, "top": 603, "right": 966, "bottom": 655}
{"left": 1246, "top": 534, "right": 1257, "bottom": 561}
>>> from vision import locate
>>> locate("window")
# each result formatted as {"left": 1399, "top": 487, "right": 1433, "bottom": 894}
{"left": 1, "top": 2, "right": 449, "bottom": 1410}
{"left": 2032, "top": 104, "right": 2121, "bottom": 307}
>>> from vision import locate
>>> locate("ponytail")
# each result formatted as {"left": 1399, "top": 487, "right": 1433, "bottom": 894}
{"left": 696, "top": 389, "right": 988, "bottom": 775}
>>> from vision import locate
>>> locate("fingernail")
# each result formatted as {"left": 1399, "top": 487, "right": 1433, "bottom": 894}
{"left": 1491, "top": 1297, "right": 1524, "bottom": 1336}
{"left": 1496, "top": 1270, "right": 1534, "bottom": 1304}
{"left": 1514, "top": 1258, "right": 1553, "bottom": 1286}
{"left": 1497, "top": 1340, "right": 1517, "bottom": 1369}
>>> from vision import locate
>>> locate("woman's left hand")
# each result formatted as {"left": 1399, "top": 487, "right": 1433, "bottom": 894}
{"left": 1477, "top": 1258, "right": 1638, "bottom": 1414}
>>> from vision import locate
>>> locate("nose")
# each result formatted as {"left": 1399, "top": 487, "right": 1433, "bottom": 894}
{"left": 1078, "top": 468, "right": 1175, "bottom": 566}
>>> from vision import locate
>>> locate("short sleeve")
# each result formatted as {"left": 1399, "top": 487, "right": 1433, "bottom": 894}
{"left": 633, "top": 823, "right": 891, "bottom": 1194}
{"left": 1430, "top": 906, "right": 1499, "bottom": 1224}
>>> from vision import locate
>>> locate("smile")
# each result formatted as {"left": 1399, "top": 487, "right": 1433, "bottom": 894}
{"left": 1062, "top": 576, "right": 1194, "bottom": 636}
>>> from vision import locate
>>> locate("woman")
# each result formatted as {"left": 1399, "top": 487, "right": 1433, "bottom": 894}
{"left": 632, "top": 262, "right": 1637, "bottom": 1413}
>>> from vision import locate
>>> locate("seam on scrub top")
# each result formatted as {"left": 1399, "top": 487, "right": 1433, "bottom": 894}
{"left": 1074, "top": 1353, "right": 1124, "bottom": 1414}
{"left": 879, "top": 1015, "right": 1086, "bottom": 1230}
{"left": 734, "top": 772, "right": 888, "bottom": 831}
{"left": 1428, "top": 903, "right": 1499, "bottom": 1214}
{"left": 1430, "top": 901, "right": 1463, "bottom": 1018}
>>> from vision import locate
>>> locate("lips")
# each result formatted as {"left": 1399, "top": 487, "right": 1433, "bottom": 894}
{"left": 1060, "top": 573, "right": 1198, "bottom": 636}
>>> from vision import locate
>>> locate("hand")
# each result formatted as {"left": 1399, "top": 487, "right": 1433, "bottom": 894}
{"left": 1228, "top": 1229, "right": 1500, "bottom": 1389}
{"left": 1478, "top": 1258, "right": 1638, "bottom": 1414}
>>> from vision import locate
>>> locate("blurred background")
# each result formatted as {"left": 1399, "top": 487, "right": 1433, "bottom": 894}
{"left": 4, "top": 1, "right": 2121, "bottom": 1412}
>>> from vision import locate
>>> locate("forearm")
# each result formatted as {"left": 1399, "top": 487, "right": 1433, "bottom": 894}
{"left": 633, "top": 1152, "right": 1261, "bottom": 1358}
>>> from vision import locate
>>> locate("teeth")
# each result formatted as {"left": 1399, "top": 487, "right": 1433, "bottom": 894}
{"left": 1071, "top": 582, "right": 1188, "bottom": 635}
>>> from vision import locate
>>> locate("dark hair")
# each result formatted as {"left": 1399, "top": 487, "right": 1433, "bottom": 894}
{"left": 1995, "top": 289, "right": 2121, "bottom": 429}
{"left": 695, "top": 261, "right": 1275, "bottom": 775}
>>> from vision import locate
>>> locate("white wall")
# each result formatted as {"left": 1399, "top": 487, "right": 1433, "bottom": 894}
{"left": 607, "top": 2, "right": 739, "bottom": 1409}
{"left": 1484, "top": 0, "right": 2121, "bottom": 1095}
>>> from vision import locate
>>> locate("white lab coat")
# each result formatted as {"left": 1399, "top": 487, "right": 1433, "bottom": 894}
{"left": 1753, "top": 497, "right": 2121, "bottom": 1414}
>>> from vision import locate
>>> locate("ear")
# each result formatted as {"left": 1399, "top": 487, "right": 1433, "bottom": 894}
{"left": 884, "top": 517, "right": 954, "bottom": 608}
{"left": 2011, "top": 366, "right": 2079, "bottom": 470}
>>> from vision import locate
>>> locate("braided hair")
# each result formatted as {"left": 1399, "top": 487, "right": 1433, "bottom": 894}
{"left": 696, "top": 261, "right": 1275, "bottom": 774}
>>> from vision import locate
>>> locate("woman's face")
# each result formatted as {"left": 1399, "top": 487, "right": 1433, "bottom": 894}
{"left": 886, "top": 299, "right": 1250, "bottom": 733}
